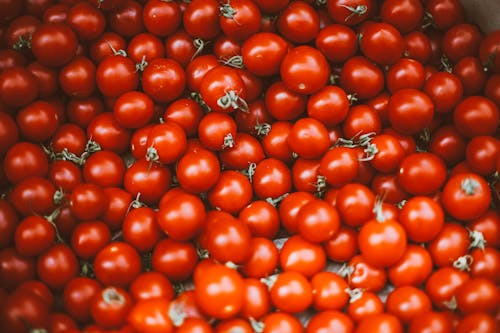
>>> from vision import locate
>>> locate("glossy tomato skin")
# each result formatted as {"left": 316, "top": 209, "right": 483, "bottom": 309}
{"left": 340, "top": 56, "right": 384, "bottom": 100}
{"left": 31, "top": 22, "right": 78, "bottom": 67}
{"left": 142, "top": 58, "right": 186, "bottom": 104}
{"left": 242, "top": 32, "right": 288, "bottom": 77}
{"left": 62, "top": 277, "right": 102, "bottom": 324}
{"left": 96, "top": 55, "right": 139, "bottom": 98}
{"left": 3, "top": 142, "right": 49, "bottom": 184}
{"left": 0, "top": 288, "right": 50, "bottom": 333}
{"left": 124, "top": 158, "right": 172, "bottom": 205}
{"left": 93, "top": 242, "right": 142, "bottom": 287}
{"left": 277, "top": 1, "right": 319, "bottom": 44}
{"left": 37, "top": 244, "right": 79, "bottom": 290}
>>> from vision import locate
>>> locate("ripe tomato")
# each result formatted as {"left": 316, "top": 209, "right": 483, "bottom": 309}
{"left": 360, "top": 22, "right": 404, "bottom": 66}
{"left": 456, "top": 312, "right": 499, "bottom": 333}
{"left": 279, "top": 235, "right": 326, "bottom": 277}
{"left": 199, "top": 66, "right": 247, "bottom": 113}
{"left": 397, "top": 152, "right": 447, "bottom": 195}
{"left": 0, "top": 288, "right": 50, "bottom": 333}
{"left": 355, "top": 313, "right": 403, "bottom": 333}
{"left": 315, "top": 24, "right": 357, "bottom": 63}
{"left": 198, "top": 111, "right": 238, "bottom": 151}
{"left": 241, "top": 32, "right": 288, "bottom": 77}
{"left": 455, "top": 278, "right": 500, "bottom": 314}
{"left": 143, "top": 0, "right": 181, "bottom": 37}
{"left": 15, "top": 215, "right": 56, "bottom": 257}
{"left": 240, "top": 278, "right": 271, "bottom": 320}
{"left": 176, "top": 147, "right": 220, "bottom": 193}
{"left": 265, "top": 81, "right": 307, "bottom": 121}
{"left": 386, "top": 286, "right": 432, "bottom": 324}
{"left": 141, "top": 58, "right": 186, "bottom": 104}
{"left": 324, "top": 226, "right": 358, "bottom": 262}
{"left": 339, "top": 56, "right": 384, "bottom": 100}
{"left": 9, "top": 176, "right": 56, "bottom": 217}
{"left": 280, "top": 45, "right": 330, "bottom": 95}
{"left": 208, "top": 170, "right": 253, "bottom": 214}
{"left": 220, "top": 0, "right": 261, "bottom": 41}
{"left": 0, "top": 66, "right": 39, "bottom": 108}
{"left": 252, "top": 157, "right": 292, "bottom": 200}
{"left": 311, "top": 271, "right": 349, "bottom": 311}
{"left": 93, "top": 242, "right": 142, "bottom": 287}
{"left": 194, "top": 263, "right": 245, "bottom": 319}
{"left": 31, "top": 22, "right": 78, "bottom": 67}
{"left": 90, "top": 286, "right": 132, "bottom": 329}
{"left": 4, "top": 142, "right": 49, "bottom": 184}
{"left": 327, "top": 0, "right": 373, "bottom": 26}
{"left": 307, "top": 310, "right": 354, "bottom": 333}
{"left": 152, "top": 238, "right": 198, "bottom": 282}
{"left": 183, "top": 0, "right": 220, "bottom": 40}
{"left": 277, "top": 1, "right": 319, "bottom": 44}
{"left": 453, "top": 96, "right": 499, "bottom": 138}
{"left": 388, "top": 88, "right": 434, "bottom": 135}
{"left": 319, "top": 146, "right": 359, "bottom": 188}
{"left": 269, "top": 270, "right": 313, "bottom": 313}
{"left": 62, "top": 277, "right": 102, "bottom": 324}
{"left": 388, "top": 244, "right": 433, "bottom": 287}
{"left": 124, "top": 158, "right": 172, "bottom": 205}
{"left": 441, "top": 172, "right": 491, "bottom": 221}
{"left": 288, "top": 117, "right": 330, "bottom": 159}
{"left": 297, "top": 199, "right": 340, "bottom": 243}
{"left": 37, "top": 244, "right": 79, "bottom": 290}
{"left": 259, "top": 312, "right": 303, "bottom": 333}
{"left": 240, "top": 237, "right": 279, "bottom": 279}
{"left": 128, "top": 298, "right": 174, "bottom": 333}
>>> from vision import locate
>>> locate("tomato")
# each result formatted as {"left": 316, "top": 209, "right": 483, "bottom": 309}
{"left": 358, "top": 212, "right": 407, "bottom": 268}
{"left": 315, "top": 24, "right": 357, "bottom": 63}
{"left": 198, "top": 111, "right": 237, "bottom": 151}
{"left": 429, "top": 125, "right": 467, "bottom": 165}
{"left": 37, "top": 244, "right": 79, "bottom": 290}
{"left": 345, "top": 255, "right": 387, "bottom": 292}
{"left": 252, "top": 157, "right": 292, "bottom": 200}
{"left": 465, "top": 135, "right": 500, "bottom": 176}
{"left": 152, "top": 238, "right": 198, "bottom": 282}
{"left": 143, "top": 0, "right": 181, "bottom": 37}
{"left": 297, "top": 199, "right": 340, "bottom": 243}
{"left": 311, "top": 271, "right": 349, "bottom": 311}
{"left": 453, "top": 96, "right": 499, "bottom": 138}
{"left": 145, "top": 121, "right": 187, "bottom": 165}
{"left": 142, "top": 58, "right": 186, "bottom": 104}
{"left": 327, "top": 0, "right": 373, "bottom": 26}
{"left": 194, "top": 262, "right": 245, "bottom": 319}
{"left": 128, "top": 298, "right": 174, "bottom": 333}
{"left": 319, "top": 146, "right": 359, "bottom": 188}
{"left": 176, "top": 147, "right": 220, "bottom": 193}
{"left": 112, "top": 91, "right": 154, "bottom": 130}
{"left": 388, "top": 244, "right": 433, "bottom": 287}
{"left": 9, "top": 176, "right": 56, "bottom": 217}
{"left": 399, "top": 196, "right": 444, "bottom": 243}
{"left": 456, "top": 312, "right": 499, "bottom": 333}
{"left": 220, "top": 0, "right": 261, "bottom": 41}
{"left": 241, "top": 32, "right": 288, "bottom": 77}
{"left": 277, "top": 1, "right": 319, "bottom": 44}
{"left": 157, "top": 192, "right": 206, "bottom": 242}
{"left": 470, "top": 247, "right": 500, "bottom": 284}
{"left": 281, "top": 45, "right": 330, "bottom": 95}
{"left": 164, "top": 98, "right": 204, "bottom": 138}
{"left": 441, "top": 172, "right": 491, "bottom": 221}
{"left": 70, "top": 220, "right": 111, "bottom": 260}
{"left": 90, "top": 286, "right": 132, "bottom": 329}
{"left": 355, "top": 313, "right": 403, "bottom": 333}
{"left": 31, "top": 22, "right": 78, "bottom": 67}
{"left": 307, "top": 85, "right": 350, "bottom": 128}
{"left": 3, "top": 142, "right": 48, "bottom": 184}
{"left": 442, "top": 23, "right": 482, "bottom": 63}
{"left": 240, "top": 278, "right": 270, "bottom": 320}
{"left": 429, "top": 222, "right": 471, "bottom": 269}
{"left": 215, "top": 318, "right": 252, "bottom": 333}
{"left": 93, "top": 242, "right": 142, "bottom": 287}
{"left": 124, "top": 158, "right": 172, "bottom": 205}
{"left": 397, "top": 152, "right": 447, "bottom": 195}
{"left": 288, "top": 117, "right": 330, "bottom": 160}
{"left": 340, "top": 56, "right": 384, "bottom": 100}
{"left": 0, "top": 66, "right": 39, "bottom": 108}
{"left": 269, "top": 270, "right": 313, "bottom": 313}
{"left": 16, "top": 100, "right": 60, "bottom": 142}
{"left": 240, "top": 237, "right": 279, "bottom": 279}
{"left": 455, "top": 277, "right": 500, "bottom": 315}
{"left": 307, "top": 310, "right": 353, "bottom": 333}
{"left": 408, "top": 311, "right": 454, "bottom": 333}
{"left": 208, "top": 170, "right": 253, "bottom": 214}
{"left": 183, "top": 0, "right": 220, "bottom": 39}
{"left": 0, "top": 288, "right": 50, "bottom": 333}
{"left": 0, "top": 200, "right": 18, "bottom": 248}
{"left": 0, "top": 112, "right": 18, "bottom": 156}
{"left": 279, "top": 235, "right": 326, "bottom": 277}
{"left": 454, "top": 56, "right": 487, "bottom": 95}
{"left": 260, "top": 312, "right": 303, "bottom": 333}
{"left": 324, "top": 226, "right": 358, "bottom": 262}
{"left": 107, "top": 0, "right": 145, "bottom": 37}
{"left": 69, "top": 183, "right": 107, "bottom": 221}
{"left": 15, "top": 215, "right": 56, "bottom": 257}
{"left": 265, "top": 81, "right": 307, "bottom": 121}
{"left": 291, "top": 158, "right": 320, "bottom": 193}
{"left": 202, "top": 212, "right": 251, "bottom": 264}
{"left": 380, "top": 0, "right": 423, "bottom": 33}
{"left": 0, "top": 247, "right": 36, "bottom": 290}
{"left": 185, "top": 55, "right": 220, "bottom": 92}
{"left": 468, "top": 210, "right": 500, "bottom": 248}
{"left": 278, "top": 191, "right": 316, "bottom": 234}
{"left": 425, "top": 0, "right": 464, "bottom": 31}
{"left": 387, "top": 88, "right": 434, "bottom": 135}
{"left": 177, "top": 318, "right": 213, "bottom": 333}
{"left": 219, "top": 132, "right": 266, "bottom": 170}
{"left": 63, "top": 277, "right": 102, "bottom": 324}
{"left": 386, "top": 286, "right": 432, "bottom": 324}
{"left": 96, "top": 55, "right": 139, "bottom": 98}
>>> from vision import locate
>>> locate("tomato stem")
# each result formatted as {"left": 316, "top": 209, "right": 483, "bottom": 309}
{"left": 217, "top": 90, "right": 249, "bottom": 113}
{"left": 249, "top": 317, "right": 265, "bottom": 333}
{"left": 461, "top": 178, "right": 480, "bottom": 196}
{"left": 338, "top": 263, "right": 354, "bottom": 278}
{"left": 254, "top": 122, "right": 271, "bottom": 137}
{"left": 220, "top": 55, "right": 244, "bottom": 69}
{"left": 13, "top": 34, "right": 32, "bottom": 50}
{"left": 191, "top": 38, "right": 207, "bottom": 60}
{"left": 468, "top": 228, "right": 487, "bottom": 250}
{"left": 135, "top": 55, "right": 148, "bottom": 72}
{"left": 345, "top": 287, "right": 364, "bottom": 303}
{"left": 338, "top": 4, "right": 367, "bottom": 22}
{"left": 452, "top": 254, "right": 473, "bottom": 272}
{"left": 265, "top": 193, "right": 289, "bottom": 207}
{"left": 102, "top": 287, "right": 125, "bottom": 305}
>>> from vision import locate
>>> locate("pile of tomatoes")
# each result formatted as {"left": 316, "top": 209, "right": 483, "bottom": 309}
{"left": 1, "top": 0, "right": 500, "bottom": 332}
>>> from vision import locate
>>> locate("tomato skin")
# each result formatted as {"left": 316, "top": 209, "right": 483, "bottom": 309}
{"left": 470, "top": 247, "right": 500, "bottom": 284}
{"left": 324, "top": 226, "right": 358, "bottom": 262}
{"left": 441, "top": 172, "right": 491, "bottom": 221}
{"left": 9, "top": 176, "right": 56, "bottom": 217}
{"left": 3, "top": 142, "right": 48, "bottom": 184}
{"left": 240, "top": 278, "right": 271, "bottom": 320}
{"left": 311, "top": 271, "right": 349, "bottom": 311}
{"left": 339, "top": 56, "right": 384, "bottom": 100}
{"left": 297, "top": 199, "right": 340, "bottom": 243}
{"left": 240, "top": 237, "right": 279, "bottom": 279}
{"left": 252, "top": 158, "right": 292, "bottom": 200}
{"left": 319, "top": 146, "right": 359, "bottom": 188}
{"left": 199, "top": 66, "right": 247, "bottom": 113}
{"left": 307, "top": 85, "right": 350, "bottom": 127}
{"left": 183, "top": 0, "right": 220, "bottom": 40}
{"left": 15, "top": 215, "right": 56, "bottom": 257}
{"left": 455, "top": 278, "right": 500, "bottom": 315}
{"left": 220, "top": 0, "right": 261, "bottom": 41}
{"left": 355, "top": 313, "right": 403, "bottom": 333}
{"left": 242, "top": 32, "right": 288, "bottom": 77}
{"left": 270, "top": 270, "right": 313, "bottom": 314}
{"left": 388, "top": 244, "right": 433, "bottom": 287}
{"left": 399, "top": 196, "right": 445, "bottom": 243}
{"left": 397, "top": 152, "right": 447, "bottom": 196}
{"left": 265, "top": 82, "right": 307, "bottom": 121}
{"left": 37, "top": 244, "right": 79, "bottom": 290}
{"left": 360, "top": 21, "right": 404, "bottom": 66}
{"left": 194, "top": 262, "right": 245, "bottom": 319}
{"left": 151, "top": 238, "right": 197, "bottom": 282}
{"left": 277, "top": 1, "right": 319, "bottom": 44}
{"left": 93, "top": 242, "right": 142, "bottom": 288}
{"left": 388, "top": 88, "right": 434, "bottom": 135}
{"left": 62, "top": 277, "right": 102, "bottom": 324}
{"left": 280, "top": 235, "right": 326, "bottom": 278}
{"left": 327, "top": 0, "right": 373, "bottom": 26}
{"left": 208, "top": 170, "right": 253, "bottom": 214}
{"left": 96, "top": 55, "right": 139, "bottom": 98}
{"left": 124, "top": 159, "right": 172, "bottom": 205}
{"left": 127, "top": 298, "right": 174, "bottom": 333}
{"left": 142, "top": 58, "right": 186, "bottom": 104}
{"left": 143, "top": 0, "right": 181, "bottom": 37}
{"left": 454, "top": 96, "right": 499, "bottom": 138}
{"left": 456, "top": 312, "right": 499, "bottom": 333}
{"left": 386, "top": 286, "right": 432, "bottom": 324}
{"left": 0, "top": 200, "right": 18, "bottom": 248}
{"left": 0, "top": 288, "right": 50, "bottom": 333}
{"left": 0, "top": 247, "right": 36, "bottom": 290}
{"left": 315, "top": 24, "right": 357, "bottom": 63}
{"left": 442, "top": 23, "right": 482, "bottom": 63}
{"left": 281, "top": 45, "right": 330, "bottom": 95}
{"left": 157, "top": 192, "right": 206, "bottom": 242}
{"left": 0, "top": 66, "right": 39, "bottom": 108}
{"left": 428, "top": 223, "right": 470, "bottom": 268}
{"left": 31, "top": 22, "right": 78, "bottom": 67}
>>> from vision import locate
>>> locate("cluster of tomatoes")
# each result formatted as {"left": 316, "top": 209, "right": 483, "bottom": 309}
{"left": 1, "top": 0, "right": 500, "bottom": 332}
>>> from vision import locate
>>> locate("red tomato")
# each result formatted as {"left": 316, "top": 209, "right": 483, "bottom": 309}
{"left": 297, "top": 199, "right": 340, "bottom": 243}
{"left": 315, "top": 24, "right": 357, "bottom": 63}
{"left": 37, "top": 244, "right": 79, "bottom": 290}
{"left": 220, "top": 0, "right": 261, "bottom": 41}
{"left": 240, "top": 237, "right": 279, "bottom": 279}
{"left": 93, "top": 242, "right": 142, "bottom": 287}
{"left": 143, "top": 0, "right": 181, "bottom": 37}
{"left": 241, "top": 32, "right": 288, "bottom": 76}
{"left": 397, "top": 152, "right": 447, "bottom": 195}
{"left": 386, "top": 286, "right": 432, "bottom": 324}
{"left": 128, "top": 298, "right": 174, "bottom": 333}
{"left": 194, "top": 263, "right": 245, "bottom": 319}
{"left": 279, "top": 235, "right": 326, "bottom": 277}
{"left": 360, "top": 21, "right": 404, "bottom": 66}
{"left": 90, "top": 286, "right": 132, "bottom": 329}
{"left": 277, "top": 1, "right": 319, "bottom": 44}
{"left": 62, "top": 277, "right": 102, "bottom": 324}
{"left": 339, "top": 56, "right": 384, "bottom": 100}
{"left": 31, "top": 22, "right": 78, "bottom": 67}
{"left": 269, "top": 270, "right": 313, "bottom": 313}
{"left": 142, "top": 58, "right": 186, "bottom": 104}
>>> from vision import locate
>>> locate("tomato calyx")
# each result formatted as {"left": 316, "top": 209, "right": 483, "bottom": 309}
{"left": 254, "top": 122, "right": 271, "bottom": 137}
{"left": 468, "top": 228, "right": 487, "bottom": 250}
{"left": 313, "top": 175, "right": 327, "bottom": 198}
{"left": 216, "top": 90, "right": 249, "bottom": 113}
{"left": 222, "top": 133, "right": 236, "bottom": 149}
{"left": 440, "top": 55, "right": 453, "bottom": 73}
{"left": 338, "top": 263, "right": 355, "bottom": 279}
{"left": 345, "top": 287, "right": 364, "bottom": 303}
{"left": 249, "top": 317, "right": 265, "bottom": 333}
{"left": 106, "top": 41, "right": 127, "bottom": 57}
{"left": 241, "top": 162, "right": 257, "bottom": 183}
{"left": 44, "top": 207, "right": 65, "bottom": 243}
{"left": 461, "top": 177, "right": 481, "bottom": 196}
{"left": 168, "top": 299, "right": 188, "bottom": 327}
{"left": 442, "top": 296, "right": 458, "bottom": 311}
{"left": 102, "top": 287, "right": 126, "bottom": 305}
{"left": 13, "top": 34, "right": 32, "bottom": 51}
{"left": 422, "top": 11, "right": 435, "bottom": 30}
{"left": 265, "top": 193, "right": 289, "bottom": 207}
{"left": 190, "top": 92, "right": 211, "bottom": 112}
{"left": 192, "top": 38, "right": 207, "bottom": 60}
{"left": 338, "top": 4, "right": 368, "bottom": 22}
{"left": 135, "top": 55, "right": 148, "bottom": 72}
{"left": 219, "top": 2, "right": 240, "bottom": 24}
{"left": 453, "top": 254, "right": 474, "bottom": 272}
{"left": 220, "top": 55, "right": 244, "bottom": 69}
{"left": 336, "top": 132, "right": 378, "bottom": 161}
